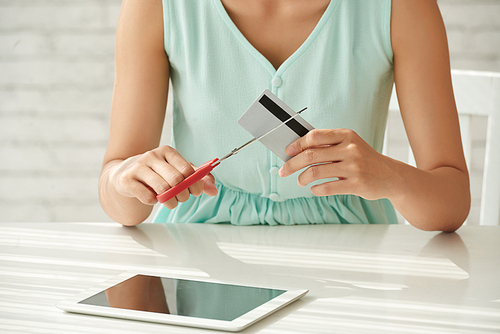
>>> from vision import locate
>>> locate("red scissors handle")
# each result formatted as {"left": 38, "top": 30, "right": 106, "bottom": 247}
{"left": 156, "top": 158, "right": 220, "bottom": 204}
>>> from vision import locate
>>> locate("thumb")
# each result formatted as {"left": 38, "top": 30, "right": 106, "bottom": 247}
{"left": 202, "top": 173, "right": 218, "bottom": 196}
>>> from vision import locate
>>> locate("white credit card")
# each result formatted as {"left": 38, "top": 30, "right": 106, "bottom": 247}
{"left": 238, "top": 90, "right": 314, "bottom": 162}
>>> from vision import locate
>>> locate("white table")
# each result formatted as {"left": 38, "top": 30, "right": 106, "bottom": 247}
{"left": 1, "top": 222, "right": 499, "bottom": 333}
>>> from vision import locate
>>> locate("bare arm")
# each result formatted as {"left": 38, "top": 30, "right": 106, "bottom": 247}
{"left": 389, "top": 0, "right": 470, "bottom": 230}
{"left": 280, "top": 0, "right": 470, "bottom": 231}
{"left": 99, "top": 0, "right": 217, "bottom": 226}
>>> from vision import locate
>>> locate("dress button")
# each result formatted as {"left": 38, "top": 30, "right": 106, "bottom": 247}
{"left": 269, "top": 193, "right": 280, "bottom": 201}
{"left": 271, "top": 76, "right": 282, "bottom": 87}
{"left": 269, "top": 166, "right": 280, "bottom": 175}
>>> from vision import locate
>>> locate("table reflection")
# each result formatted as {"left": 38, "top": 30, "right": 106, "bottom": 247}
{"left": 104, "top": 275, "right": 169, "bottom": 313}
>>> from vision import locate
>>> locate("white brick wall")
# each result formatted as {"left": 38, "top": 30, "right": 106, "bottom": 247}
{"left": 439, "top": 0, "right": 500, "bottom": 72}
{"left": 0, "top": 0, "right": 498, "bottom": 224}
{"left": 0, "top": 0, "right": 120, "bottom": 223}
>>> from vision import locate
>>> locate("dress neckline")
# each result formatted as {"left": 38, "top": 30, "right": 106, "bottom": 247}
{"left": 212, "top": 0, "right": 339, "bottom": 76}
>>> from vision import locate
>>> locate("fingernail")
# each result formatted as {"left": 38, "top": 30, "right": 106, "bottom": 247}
{"left": 286, "top": 146, "right": 295, "bottom": 156}
{"left": 279, "top": 167, "right": 284, "bottom": 177}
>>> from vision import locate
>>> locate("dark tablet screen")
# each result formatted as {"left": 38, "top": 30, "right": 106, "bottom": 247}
{"left": 79, "top": 275, "right": 286, "bottom": 322}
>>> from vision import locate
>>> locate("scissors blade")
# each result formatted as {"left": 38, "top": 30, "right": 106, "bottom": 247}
{"left": 218, "top": 107, "right": 307, "bottom": 163}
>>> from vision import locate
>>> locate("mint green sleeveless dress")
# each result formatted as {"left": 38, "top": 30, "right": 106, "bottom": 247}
{"left": 153, "top": 0, "right": 397, "bottom": 225}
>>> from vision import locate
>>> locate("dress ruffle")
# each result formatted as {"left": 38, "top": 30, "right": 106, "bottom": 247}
{"left": 153, "top": 181, "right": 398, "bottom": 225}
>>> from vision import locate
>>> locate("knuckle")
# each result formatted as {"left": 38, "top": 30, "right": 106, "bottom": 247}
{"left": 308, "top": 129, "right": 320, "bottom": 142}
{"left": 346, "top": 155, "right": 363, "bottom": 174}
{"left": 351, "top": 152, "right": 367, "bottom": 173}
{"left": 156, "top": 182, "right": 171, "bottom": 195}
{"left": 142, "top": 150, "right": 156, "bottom": 160}
{"left": 163, "top": 146, "right": 181, "bottom": 159}
{"left": 351, "top": 163, "right": 363, "bottom": 176}
{"left": 306, "top": 129, "right": 321, "bottom": 147}
{"left": 160, "top": 145, "right": 175, "bottom": 154}
{"left": 347, "top": 143, "right": 362, "bottom": 159}
{"left": 169, "top": 172, "right": 185, "bottom": 186}
{"left": 117, "top": 172, "right": 133, "bottom": 188}
{"left": 130, "top": 158, "right": 148, "bottom": 172}
{"left": 343, "top": 128, "right": 355, "bottom": 138}
{"left": 178, "top": 163, "right": 195, "bottom": 177}
{"left": 326, "top": 129, "right": 337, "bottom": 137}
{"left": 310, "top": 165, "right": 321, "bottom": 179}
{"left": 138, "top": 151, "right": 160, "bottom": 165}
{"left": 303, "top": 149, "right": 316, "bottom": 163}
{"left": 314, "top": 183, "right": 332, "bottom": 196}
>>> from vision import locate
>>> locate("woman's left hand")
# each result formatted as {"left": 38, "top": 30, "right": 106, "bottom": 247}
{"left": 279, "top": 129, "right": 402, "bottom": 201}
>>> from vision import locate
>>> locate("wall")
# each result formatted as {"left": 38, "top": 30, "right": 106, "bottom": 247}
{"left": 0, "top": 0, "right": 499, "bottom": 224}
{"left": 440, "top": 0, "right": 500, "bottom": 71}
{"left": 0, "top": 0, "right": 121, "bottom": 222}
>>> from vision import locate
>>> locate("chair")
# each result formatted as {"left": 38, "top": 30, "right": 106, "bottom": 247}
{"left": 386, "top": 69, "right": 500, "bottom": 226}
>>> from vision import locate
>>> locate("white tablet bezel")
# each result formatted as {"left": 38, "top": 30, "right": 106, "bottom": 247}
{"left": 57, "top": 271, "right": 308, "bottom": 332}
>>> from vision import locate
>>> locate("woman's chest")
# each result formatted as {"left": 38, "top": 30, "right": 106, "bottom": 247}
{"left": 220, "top": 0, "right": 330, "bottom": 70}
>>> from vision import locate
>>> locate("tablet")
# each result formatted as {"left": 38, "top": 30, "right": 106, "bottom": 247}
{"left": 57, "top": 271, "right": 308, "bottom": 332}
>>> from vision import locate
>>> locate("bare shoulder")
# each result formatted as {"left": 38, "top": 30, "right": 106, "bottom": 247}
{"left": 116, "top": 0, "right": 165, "bottom": 56}
{"left": 118, "top": 0, "right": 164, "bottom": 27}
{"left": 391, "top": 0, "right": 442, "bottom": 26}
{"left": 390, "top": 0, "right": 451, "bottom": 99}
{"left": 391, "top": 0, "right": 447, "bottom": 58}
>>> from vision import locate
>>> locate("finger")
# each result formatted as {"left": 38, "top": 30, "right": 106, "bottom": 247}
{"left": 161, "top": 147, "right": 196, "bottom": 178}
{"left": 133, "top": 164, "right": 170, "bottom": 196}
{"left": 132, "top": 165, "right": 190, "bottom": 204}
{"left": 150, "top": 159, "right": 193, "bottom": 191}
{"left": 297, "top": 162, "right": 345, "bottom": 187}
{"left": 162, "top": 197, "right": 179, "bottom": 210}
{"left": 280, "top": 145, "right": 344, "bottom": 177}
{"left": 286, "top": 129, "right": 348, "bottom": 156}
{"left": 163, "top": 178, "right": 209, "bottom": 207}
{"left": 310, "top": 179, "right": 351, "bottom": 197}
{"left": 125, "top": 178, "right": 160, "bottom": 205}
{"left": 174, "top": 188, "right": 191, "bottom": 203}
{"left": 148, "top": 161, "right": 195, "bottom": 203}
{"left": 156, "top": 156, "right": 207, "bottom": 197}
{"left": 114, "top": 164, "right": 162, "bottom": 205}
{"left": 185, "top": 163, "right": 206, "bottom": 197}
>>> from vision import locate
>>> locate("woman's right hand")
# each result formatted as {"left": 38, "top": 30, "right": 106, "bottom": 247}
{"left": 109, "top": 146, "right": 218, "bottom": 210}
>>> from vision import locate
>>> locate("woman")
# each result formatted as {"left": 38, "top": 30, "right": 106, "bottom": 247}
{"left": 99, "top": 0, "right": 470, "bottom": 231}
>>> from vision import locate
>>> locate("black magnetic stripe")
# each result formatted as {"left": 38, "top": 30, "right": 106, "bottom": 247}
{"left": 259, "top": 95, "right": 309, "bottom": 137}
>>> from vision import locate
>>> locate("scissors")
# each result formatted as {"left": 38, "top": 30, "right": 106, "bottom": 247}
{"left": 156, "top": 107, "right": 307, "bottom": 203}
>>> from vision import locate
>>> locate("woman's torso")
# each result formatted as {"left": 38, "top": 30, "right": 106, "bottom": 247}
{"left": 154, "top": 0, "right": 397, "bottom": 225}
